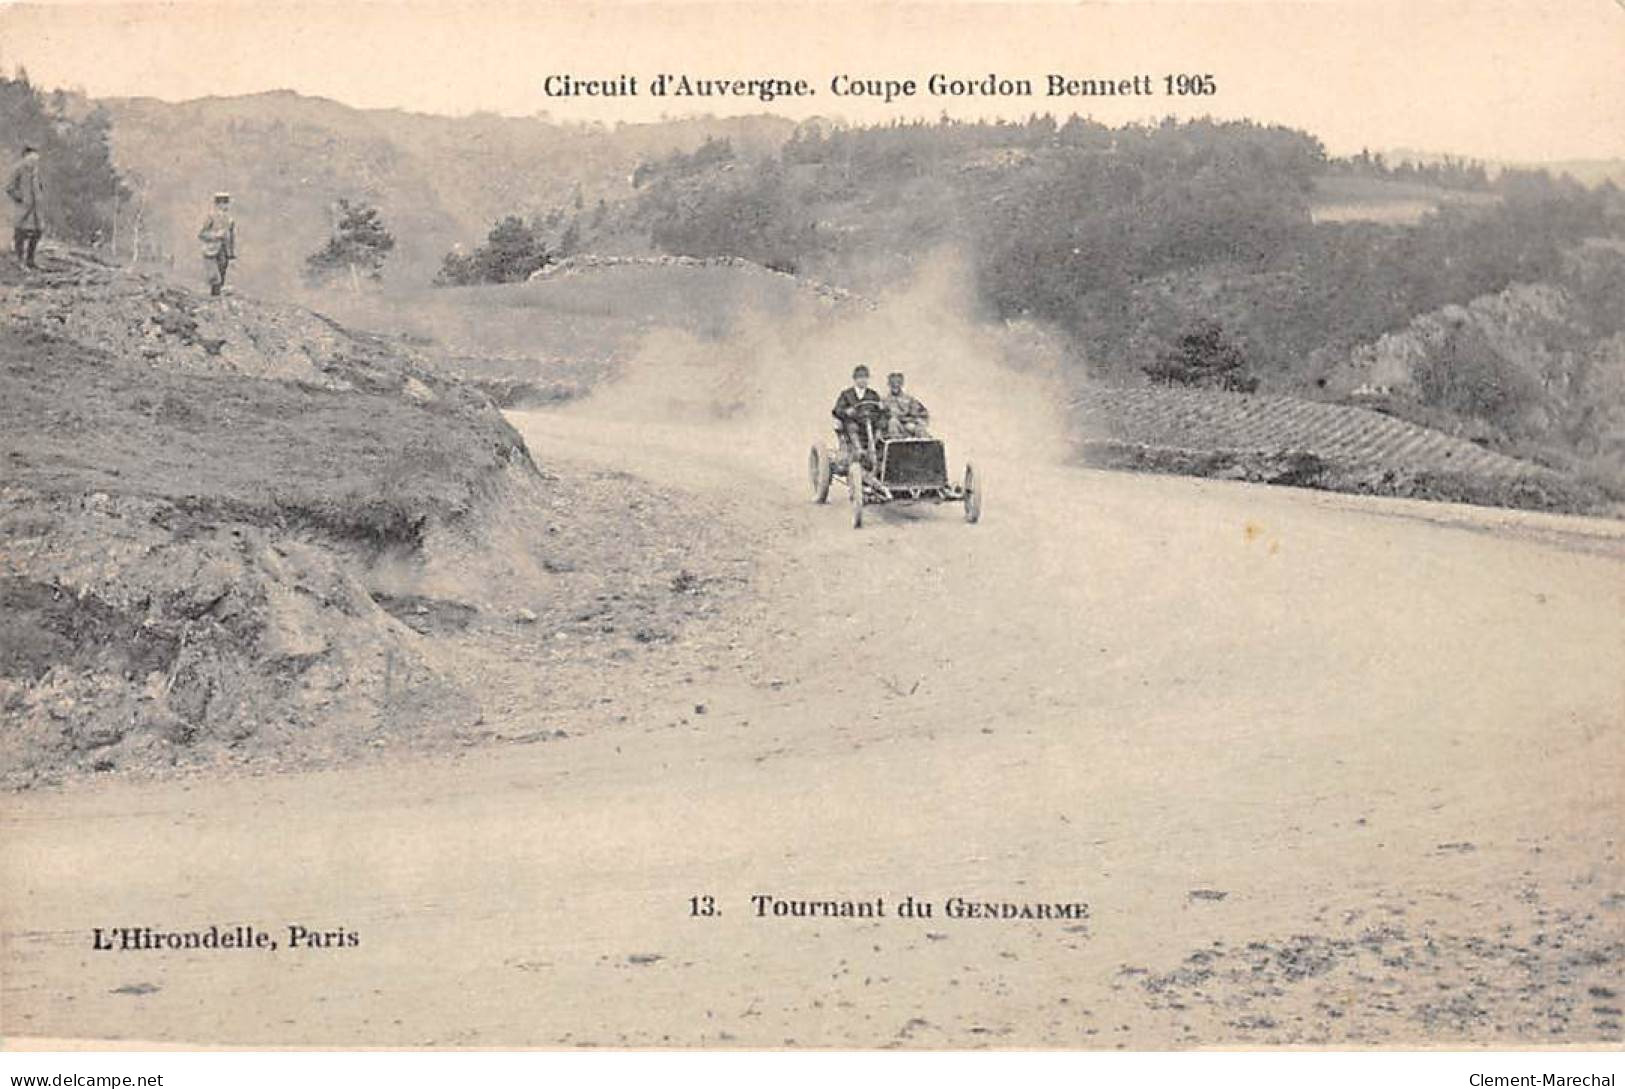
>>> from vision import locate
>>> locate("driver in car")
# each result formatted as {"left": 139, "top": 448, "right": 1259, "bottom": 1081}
{"left": 882, "top": 371, "right": 931, "bottom": 438}
{"left": 832, "top": 364, "right": 883, "bottom": 467}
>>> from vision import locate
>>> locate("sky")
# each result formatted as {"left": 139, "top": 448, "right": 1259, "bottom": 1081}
{"left": 1, "top": 0, "right": 1622, "bottom": 162}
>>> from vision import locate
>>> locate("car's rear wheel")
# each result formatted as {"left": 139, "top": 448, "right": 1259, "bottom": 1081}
{"left": 850, "top": 462, "right": 865, "bottom": 529}
{"left": 809, "top": 444, "right": 832, "bottom": 503}
{"left": 963, "top": 464, "right": 981, "bottom": 524}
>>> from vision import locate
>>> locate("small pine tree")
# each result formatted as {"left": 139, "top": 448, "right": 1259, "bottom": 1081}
{"left": 304, "top": 199, "right": 396, "bottom": 289}
{"left": 433, "top": 247, "right": 475, "bottom": 287}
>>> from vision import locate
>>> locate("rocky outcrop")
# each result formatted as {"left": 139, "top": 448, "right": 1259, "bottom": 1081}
{"left": 0, "top": 254, "right": 526, "bottom": 785}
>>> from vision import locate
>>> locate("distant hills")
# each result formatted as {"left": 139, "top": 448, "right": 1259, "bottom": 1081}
{"left": 1381, "top": 147, "right": 1625, "bottom": 188}
{"left": 101, "top": 90, "right": 793, "bottom": 294}
{"left": 95, "top": 89, "right": 1625, "bottom": 298}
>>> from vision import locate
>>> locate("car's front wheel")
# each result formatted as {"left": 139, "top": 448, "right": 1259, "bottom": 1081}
{"left": 850, "top": 462, "right": 865, "bottom": 529}
{"left": 809, "top": 444, "right": 832, "bottom": 503}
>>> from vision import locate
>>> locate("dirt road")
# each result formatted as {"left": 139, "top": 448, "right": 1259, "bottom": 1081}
{"left": 4, "top": 408, "right": 1622, "bottom": 1048}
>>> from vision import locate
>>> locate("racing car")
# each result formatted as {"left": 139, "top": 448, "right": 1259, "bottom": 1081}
{"left": 808, "top": 399, "right": 980, "bottom": 529}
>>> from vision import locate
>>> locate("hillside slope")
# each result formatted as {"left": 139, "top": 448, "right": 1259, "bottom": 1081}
{"left": 100, "top": 91, "right": 794, "bottom": 294}
{"left": 1322, "top": 265, "right": 1625, "bottom": 491}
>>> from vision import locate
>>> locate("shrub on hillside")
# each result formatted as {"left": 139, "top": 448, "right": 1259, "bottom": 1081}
{"left": 1143, "top": 322, "right": 1259, "bottom": 393}
{"left": 434, "top": 215, "right": 550, "bottom": 286}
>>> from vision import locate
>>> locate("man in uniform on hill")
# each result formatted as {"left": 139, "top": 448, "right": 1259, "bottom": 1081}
{"left": 6, "top": 145, "right": 45, "bottom": 271}
{"left": 198, "top": 192, "right": 237, "bottom": 296}
{"left": 882, "top": 370, "right": 931, "bottom": 438}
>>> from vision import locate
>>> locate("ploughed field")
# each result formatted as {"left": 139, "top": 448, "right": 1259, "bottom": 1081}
{"left": 1075, "top": 385, "right": 1600, "bottom": 512}
{"left": 1079, "top": 385, "right": 1533, "bottom": 477}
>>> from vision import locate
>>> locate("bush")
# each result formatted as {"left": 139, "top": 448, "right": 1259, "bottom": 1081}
{"left": 434, "top": 215, "right": 550, "bottom": 286}
{"left": 1408, "top": 318, "right": 1545, "bottom": 437}
{"left": 1143, "top": 322, "right": 1259, "bottom": 392}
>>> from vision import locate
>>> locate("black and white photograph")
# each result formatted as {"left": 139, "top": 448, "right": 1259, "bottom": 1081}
{"left": 0, "top": 0, "right": 1622, "bottom": 1079}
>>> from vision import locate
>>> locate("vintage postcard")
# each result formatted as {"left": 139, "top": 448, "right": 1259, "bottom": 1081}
{"left": 0, "top": 0, "right": 1622, "bottom": 1068}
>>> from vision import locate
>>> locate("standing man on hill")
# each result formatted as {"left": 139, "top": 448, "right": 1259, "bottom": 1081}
{"left": 198, "top": 192, "right": 236, "bottom": 296}
{"left": 6, "top": 145, "right": 45, "bottom": 271}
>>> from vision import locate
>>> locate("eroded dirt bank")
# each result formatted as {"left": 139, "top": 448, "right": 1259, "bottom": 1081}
{"left": 0, "top": 257, "right": 754, "bottom": 787}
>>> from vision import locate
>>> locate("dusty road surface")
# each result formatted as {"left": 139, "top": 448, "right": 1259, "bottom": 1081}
{"left": 4, "top": 407, "right": 1623, "bottom": 1048}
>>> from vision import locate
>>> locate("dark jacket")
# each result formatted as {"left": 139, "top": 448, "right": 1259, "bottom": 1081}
{"left": 832, "top": 385, "right": 881, "bottom": 422}
{"left": 7, "top": 159, "right": 44, "bottom": 231}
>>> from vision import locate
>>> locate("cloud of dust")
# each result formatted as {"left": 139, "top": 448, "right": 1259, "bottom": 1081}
{"left": 359, "top": 252, "right": 1084, "bottom": 607}
{"left": 571, "top": 249, "right": 1079, "bottom": 471}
